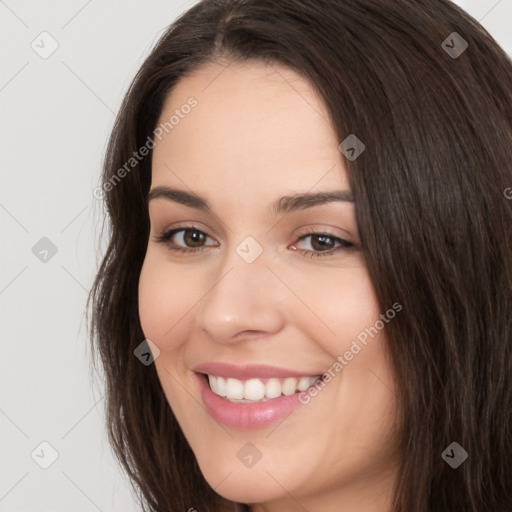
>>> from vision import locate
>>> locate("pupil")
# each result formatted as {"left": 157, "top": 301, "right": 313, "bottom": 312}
{"left": 312, "top": 235, "right": 332, "bottom": 251}
{"left": 186, "top": 230, "right": 204, "bottom": 247}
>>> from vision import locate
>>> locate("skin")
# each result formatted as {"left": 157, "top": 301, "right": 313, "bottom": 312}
{"left": 138, "top": 59, "right": 400, "bottom": 512}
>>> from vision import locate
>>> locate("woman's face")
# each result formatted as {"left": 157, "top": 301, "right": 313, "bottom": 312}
{"left": 139, "top": 60, "right": 399, "bottom": 511}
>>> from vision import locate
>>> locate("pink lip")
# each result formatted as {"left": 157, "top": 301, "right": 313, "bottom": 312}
{"left": 195, "top": 372, "right": 305, "bottom": 429}
{"left": 193, "top": 362, "right": 320, "bottom": 380}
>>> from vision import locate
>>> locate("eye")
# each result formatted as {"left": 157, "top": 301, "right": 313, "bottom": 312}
{"left": 291, "top": 231, "right": 354, "bottom": 258}
{"left": 153, "top": 225, "right": 355, "bottom": 258}
{"left": 153, "top": 226, "right": 217, "bottom": 254}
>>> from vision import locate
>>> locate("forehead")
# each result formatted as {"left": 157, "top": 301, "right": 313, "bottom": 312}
{"left": 151, "top": 60, "right": 350, "bottom": 203}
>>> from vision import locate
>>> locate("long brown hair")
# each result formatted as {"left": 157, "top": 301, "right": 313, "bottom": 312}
{"left": 87, "top": 1, "right": 512, "bottom": 510}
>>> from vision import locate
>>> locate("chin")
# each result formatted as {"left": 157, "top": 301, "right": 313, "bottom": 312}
{"left": 200, "top": 466, "right": 289, "bottom": 504}
{"left": 191, "top": 438, "right": 319, "bottom": 505}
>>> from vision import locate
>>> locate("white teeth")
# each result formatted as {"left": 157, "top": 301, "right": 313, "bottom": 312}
{"left": 207, "top": 374, "right": 321, "bottom": 401}
{"left": 226, "top": 378, "right": 244, "bottom": 399}
{"left": 265, "top": 378, "right": 282, "bottom": 399}
{"left": 216, "top": 376, "right": 227, "bottom": 397}
{"left": 243, "top": 378, "right": 266, "bottom": 400}
{"left": 282, "top": 377, "right": 298, "bottom": 396}
{"left": 208, "top": 374, "right": 217, "bottom": 393}
{"left": 297, "top": 376, "right": 313, "bottom": 391}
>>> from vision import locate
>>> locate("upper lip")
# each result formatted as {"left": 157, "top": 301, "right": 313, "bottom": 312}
{"left": 193, "top": 362, "right": 322, "bottom": 380}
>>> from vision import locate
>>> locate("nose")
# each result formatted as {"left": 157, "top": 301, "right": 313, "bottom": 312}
{"left": 196, "top": 249, "right": 286, "bottom": 344}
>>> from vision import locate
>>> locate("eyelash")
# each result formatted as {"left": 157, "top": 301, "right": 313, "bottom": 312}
{"left": 153, "top": 225, "right": 355, "bottom": 258}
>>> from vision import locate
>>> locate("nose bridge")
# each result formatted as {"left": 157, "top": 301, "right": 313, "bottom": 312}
{"left": 196, "top": 235, "right": 284, "bottom": 342}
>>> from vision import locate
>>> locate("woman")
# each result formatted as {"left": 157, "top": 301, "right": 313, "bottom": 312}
{"left": 88, "top": 1, "right": 512, "bottom": 511}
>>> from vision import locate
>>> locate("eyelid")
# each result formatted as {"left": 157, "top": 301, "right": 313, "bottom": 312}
{"left": 291, "top": 231, "right": 355, "bottom": 255}
{"left": 156, "top": 222, "right": 213, "bottom": 238}
{"left": 152, "top": 223, "right": 217, "bottom": 246}
{"left": 294, "top": 224, "right": 354, "bottom": 241}
{"left": 154, "top": 223, "right": 353, "bottom": 244}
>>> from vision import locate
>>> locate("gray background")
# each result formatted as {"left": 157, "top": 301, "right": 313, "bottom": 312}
{"left": 1, "top": 1, "right": 511, "bottom": 510}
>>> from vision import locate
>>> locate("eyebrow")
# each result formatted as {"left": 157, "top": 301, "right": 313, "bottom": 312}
{"left": 148, "top": 185, "right": 354, "bottom": 216}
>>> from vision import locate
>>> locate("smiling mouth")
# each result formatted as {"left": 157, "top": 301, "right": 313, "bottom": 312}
{"left": 201, "top": 373, "right": 323, "bottom": 403}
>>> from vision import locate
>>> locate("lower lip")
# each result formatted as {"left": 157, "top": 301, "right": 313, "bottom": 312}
{"left": 196, "top": 373, "right": 305, "bottom": 429}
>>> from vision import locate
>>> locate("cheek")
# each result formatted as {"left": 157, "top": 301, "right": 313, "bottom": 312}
{"left": 138, "top": 256, "right": 193, "bottom": 348}
{"left": 138, "top": 259, "right": 163, "bottom": 341}
{"left": 292, "top": 263, "right": 381, "bottom": 351}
